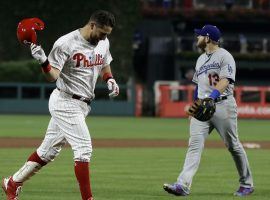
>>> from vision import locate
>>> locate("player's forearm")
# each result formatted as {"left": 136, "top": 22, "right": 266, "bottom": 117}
{"left": 41, "top": 60, "right": 60, "bottom": 82}
{"left": 101, "top": 65, "right": 113, "bottom": 81}
{"left": 215, "top": 78, "right": 229, "bottom": 94}
{"left": 101, "top": 65, "right": 112, "bottom": 75}
{"left": 30, "top": 44, "right": 60, "bottom": 82}
{"left": 42, "top": 68, "right": 60, "bottom": 82}
{"left": 209, "top": 78, "right": 229, "bottom": 99}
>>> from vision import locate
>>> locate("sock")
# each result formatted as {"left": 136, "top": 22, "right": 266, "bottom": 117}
{"left": 27, "top": 151, "right": 47, "bottom": 166}
{"left": 12, "top": 151, "right": 47, "bottom": 183}
{"left": 74, "top": 161, "right": 92, "bottom": 200}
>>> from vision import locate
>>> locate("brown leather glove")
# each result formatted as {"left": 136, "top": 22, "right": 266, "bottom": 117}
{"left": 186, "top": 98, "right": 216, "bottom": 121}
{"left": 186, "top": 99, "right": 202, "bottom": 116}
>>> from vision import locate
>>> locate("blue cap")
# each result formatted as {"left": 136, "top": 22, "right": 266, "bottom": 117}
{"left": 194, "top": 25, "right": 221, "bottom": 42}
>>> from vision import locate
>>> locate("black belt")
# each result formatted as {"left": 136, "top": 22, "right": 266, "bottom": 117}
{"left": 57, "top": 88, "right": 91, "bottom": 105}
{"left": 215, "top": 96, "right": 227, "bottom": 103}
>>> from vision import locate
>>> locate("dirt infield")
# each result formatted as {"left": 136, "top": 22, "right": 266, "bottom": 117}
{"left": 0, "top": 137, "right": 270, "bottom": 149}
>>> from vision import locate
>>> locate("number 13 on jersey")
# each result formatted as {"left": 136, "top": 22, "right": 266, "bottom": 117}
{"left": 208, "top": 73, "right": 219, "bottom": 86}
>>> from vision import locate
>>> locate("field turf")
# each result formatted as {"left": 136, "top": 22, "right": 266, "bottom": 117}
{"left": 0, "top": 115, "right": 270, "bottom": 200}
{"left": 1, "top": 148, "right": 270, "bottom": 200}
{"left": 0, "top": 115, "right": 269, "bottom": 141}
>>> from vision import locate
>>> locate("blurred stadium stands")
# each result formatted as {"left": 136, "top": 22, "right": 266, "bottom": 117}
{"left": 1, "top": 1, "right": 270, "bottom": 116}
{"left": 132, "top": 0, "right": 270, "bottom": 115}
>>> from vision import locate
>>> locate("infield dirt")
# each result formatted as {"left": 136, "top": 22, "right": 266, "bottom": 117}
{"left": 0, "top": 137, "right": 269, "bottom": 149}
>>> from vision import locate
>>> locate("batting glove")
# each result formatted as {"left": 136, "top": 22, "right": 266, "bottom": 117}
{"left": 30, "top": 43, "right": 47, "bottom": 64}
{"left": 107, "top": 78, "right": 119, "bottom": 98}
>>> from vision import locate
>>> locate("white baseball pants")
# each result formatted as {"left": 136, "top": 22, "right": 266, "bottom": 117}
{"left": 37, "top": 89, "right": 92, "bottom": 162}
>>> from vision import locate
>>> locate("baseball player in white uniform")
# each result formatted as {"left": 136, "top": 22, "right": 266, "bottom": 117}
{"left": 163, "top": 25, "right": 254, "bottom": 197}
{"left": 2, "top": 10, "right": 118, "bottom": 200}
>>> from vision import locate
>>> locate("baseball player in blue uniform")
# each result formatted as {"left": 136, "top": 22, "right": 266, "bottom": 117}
{"left": 163, "top": 25, "right": 254, "bottom": 197}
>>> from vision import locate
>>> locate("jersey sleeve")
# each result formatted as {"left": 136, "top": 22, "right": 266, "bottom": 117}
{"left": 102, "top": 39, "right": 113, "bottom": 68}
{"left": 192, "top": 59, "right": 199, "bottom": 84}
{"left": 219, "top": 53, "right": 236, "bottom": 82}
{"left": 48, "top": 42, "right": 69, "bottom": 71}
{"left": 192, "top": 70, "right": 198, "bottom": 84}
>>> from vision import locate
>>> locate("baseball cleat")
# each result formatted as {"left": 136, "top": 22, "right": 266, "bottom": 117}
{"left": 234, "top": 186, "right": 254, "bottom": 196}
{"left": 2, "top": 177, "right": 22, "bottom": 200}
{"left": 163, "top": 183, "right": 189, "bottom": 196}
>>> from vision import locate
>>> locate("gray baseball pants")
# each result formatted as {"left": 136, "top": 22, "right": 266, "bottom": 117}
{"left": 177, "top": 96, "right": 253, "bottom": 191}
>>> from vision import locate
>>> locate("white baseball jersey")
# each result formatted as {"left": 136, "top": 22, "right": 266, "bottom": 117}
{"left": 48, "top": 29, "right": 113, "bottom": 99}
{"left": 192, "top": 48, "right": 236, "bottom": 99}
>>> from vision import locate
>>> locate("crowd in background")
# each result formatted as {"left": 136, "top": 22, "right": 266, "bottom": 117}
{"left": 141, "top": 0, "right": 270, "bottom": 10}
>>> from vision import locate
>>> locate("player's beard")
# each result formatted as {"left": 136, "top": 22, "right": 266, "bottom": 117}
{"left": 89, "top": 34, "right": 100, "bottom": 46}
{"left": 89, "top": 37, "right": 99, "bottom": 46}
{"left": 197, "top": 39, "right": 207, "bottom": 52}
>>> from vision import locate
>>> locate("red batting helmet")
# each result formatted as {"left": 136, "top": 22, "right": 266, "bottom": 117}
{"left": 17, "top": 18, "right": 45, "bottom": 45}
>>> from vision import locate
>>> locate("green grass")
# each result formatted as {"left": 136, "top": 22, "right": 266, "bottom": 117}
{"left": 0, "top": 115, "right": 269, "bottom": 199}
{"left": 0, "top": 114, "right": 269, "bottom": 141}
{"left": 1, "top": 148, "right": 270, "bottom": 200}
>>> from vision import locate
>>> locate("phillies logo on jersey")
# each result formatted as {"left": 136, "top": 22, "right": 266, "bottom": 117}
{"left": 72, "top": 53, "right": 104, "bottom": 68}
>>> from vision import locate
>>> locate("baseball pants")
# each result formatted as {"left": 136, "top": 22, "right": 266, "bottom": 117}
{"left": 37, "top": 89, "right": 92, "bottom": 163}
{"left": 177, "top": 96, "right": 253, "bottom": 191}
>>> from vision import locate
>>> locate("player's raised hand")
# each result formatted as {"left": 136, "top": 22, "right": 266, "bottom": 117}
{"left": 30, "top": 43, "right": 47, "bottom": 64}
{"left": 107, "top": 78, "right": 119, "bottom": 98}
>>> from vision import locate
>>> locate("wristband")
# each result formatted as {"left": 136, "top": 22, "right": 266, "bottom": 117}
{"left": 41, "top": 59, "right": 51, "bottom": 73}
{"left": 103, "top": 72, "right": 113, "bottom": 82}
{"left": 209, "top": 89, "right": 221, "bottom": 100}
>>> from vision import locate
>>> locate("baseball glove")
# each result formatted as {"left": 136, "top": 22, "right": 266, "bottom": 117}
{"left": 186, "top": 98, "right": 216, "bottom": 121}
